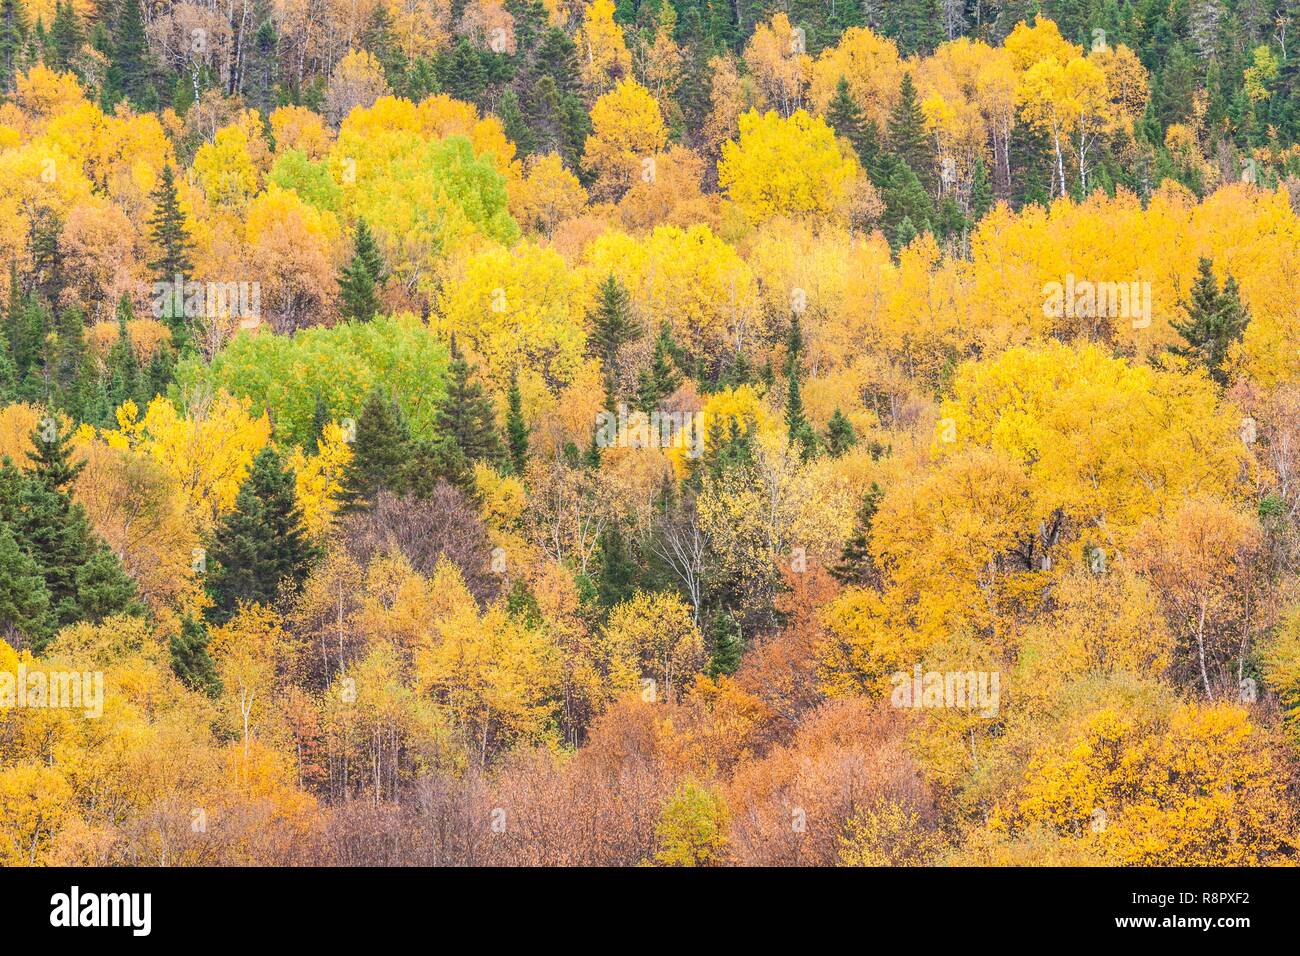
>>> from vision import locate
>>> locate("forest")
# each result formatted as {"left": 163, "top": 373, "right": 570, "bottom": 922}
{"left": 0, "top": 0, "right": 1299, "bottom": 867}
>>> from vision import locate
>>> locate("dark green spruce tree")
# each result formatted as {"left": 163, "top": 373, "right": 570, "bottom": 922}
{"left": 338, "top": 388, "right": 413, "bottom": 510}
{"left": 635, "top": 322, "right": 683, "bottom": 412}
{"left": 588, "top": 273, "right": 642, "bottom": 397}
{"left": 0, "top": 0, "right": 30, "bottom": 94}
{"left": 887, "top": 73, "right": 934, "bottom": 193}
{"left": 825, "top": 407, "right": 857, "bottom": 457}
{"left": 105, "top": 0, "right": 154, "bottom": 109}
{"left": 434, "top": 341, "right": 503, "bottom": 465}
{"left": 1169, "top": 257, "right": 1250, "bottom": 386}
{"left": 831, "top": 482, "right": 883, "bottom": 586}
{"left": 0, "top": 420, "right": 142, "bottom": 648}
{"left": 169, "top": 613, "right": 222, "bottom": 697}
{"left": 706, "top": 611, "right": 743, "bottom": 677}
{"left": 48, "top": 0, "right": 82, "bottom": 72}
{"left": 504, "top": 366, "right": 529, "bottom": 476}
{"left": 204, "top": 446, "right": 319, "bottom": 625}
{"left": 146, "top": 164, "right": 195, "bottom": 351}
{"left": 337, "top": 219, "right": 386, "bottom": 322}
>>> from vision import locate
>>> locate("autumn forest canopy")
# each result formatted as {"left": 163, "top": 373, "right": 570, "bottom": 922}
{"left": 1, "top": 0, "right": 1300, "bottom": 868}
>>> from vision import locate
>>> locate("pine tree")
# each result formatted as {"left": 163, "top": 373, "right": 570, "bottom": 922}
{"left": 0, "top": 423, "right": 141, "bottom": 647}
{"left": 498, "top": 88, "right": 535, "bottom": 157}
{"left": 1169, "top": 257, "right": 1250, "bottom": 385}
{"left": 337, "top": 219, "right": 385, "bottom": 322}
{"left": 594, "top": 523, "right": 636, "bottom": 610}
{"left": 882, "top": 161, "right": 932, "bottom": 249}
{"left": 29, "top": 211, "right": 62, "bottom": 306}
{"left": 505, "top": 366, "right": 529, "bottom": 476}
{"left": 307, "top": 391, "right": 329, "bottom": 454}
{"left": 170, "top": 613, "right": 222, "bottom": 697}
{"left": 146, "top": 165, "right": 194, "bottom": 350}
{"left": 26, "top": 415, "right": 83, "bottom": 491}
{"left": 361, "top": 1, "right": 407, "bottom": 88}
{"left": 588, "top": 273, "right": 642, "bottom": 396}
{"left": 0, "top": 322, "right": 16, "bottom": 402}
{"left": 0, "top": 0, "right": 30, "bottom": 94}
{"left": 435, "top": 343, "right": 503, "bottom": 465}
{"left": 106, "top": 0, "right": 153, "bottom": 109}
{"left": 785, "top": 372, "right": 816, "bottom": 460}
{"left": 339, "top": 388, "right": 413, "bottom": 510}
{"left": 0, "top": 520, "right": 52, "bottom": 646}
{"left": 205, "top": 446, "right": 319, "bottom": 624}
{"left": 439, "top": 40, "right": 486, "bottom": 103}
{"left": 635, "top": 323, "right": 683, "bottom": 411}
{"left": 6, "top": 264, "right": 50, "bottom": 399}
{"left": 970, "top": 154, "right": 993, "bottom": 223}
{"left": 706, "top": 611, "right": 743, "bottom": 677}
{"left": 784, "top": 315, "right": 816, "bottom": 460}
{"left": 48, "top": 0, "right": 82, "bottom": 71}
{"left": 887, "top": 73, "right": 934, "bottom": 193}
{"left": 105, "top": 296, "right": 142, "bottom": 414}
{"left": 146, "top": 165, "right": 193, "bottom": 282}
{"left": 825, "top": 407, "right": 857, "bottom": 457}
{"left": 826, "top": 77, "right": 876, "bottom": 170}
{"left": 46, "top": 304, "right": 89, "bottom": 419}
{"left": 402, "top": 435, "right": 474, "bottom": 498}
{"left": 831, "top": 483, "right": 883, "bottom": 586}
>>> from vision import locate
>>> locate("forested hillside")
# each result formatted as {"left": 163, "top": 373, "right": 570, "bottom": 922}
{"left": 1, "top": 0, "right": 1299, "bottom": 866}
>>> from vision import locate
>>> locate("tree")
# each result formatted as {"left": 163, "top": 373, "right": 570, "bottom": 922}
{"left": 45, "top": 304, "right": 89, "bottom": 418}
{"left": 105, "top": 297, "right": 143, "bottom": 415}
{"left": 707, "top": 610, "right": 743, "bottom": 676}
{"left": 170, "top": 613, "right": 221, "bottom": 697}
{"left": 635, "top": 323, "right": 683, "bottom": 411}
{"left": 831, "top": 483, "right": 883, "bottom": 586}
{"left": 205, "top": 446, "right": 319, "bottom": 625}
{"left": 145, "top": 164, "right": 194, "bottom": 348}
{"left": 881, "top": 163, "right": 933, "bottom": 248}
{"left": 719, "top": 109, "right": 859, "bottom": 223}
{"left": 653, "top": 778, "right": 730, "bottom": 866}
{"left": 970, "top": 155, "right": 993, "bottom": 222}
{"left": 1169, "top": 257, "right": 1249, "bottom": 386}
{"left": 48, "top": 0, "right": 83, "bottom": 72}
{"left": 434, "top": 343, "right": 503, "bottom": 465}
{"left": 504, "top": 367, "right": 529, "bottom": 476}
{"left": 146, "top": 165, "right": 193, "bottom": 284}
{"left": 887, "top": 73, "right": 933, "bottom": 193}
{"left": 582, "top": 78, "right": 667, "bottom": 200}
{"left": 783, "top": 315, "right": 816, "bottom": 459}
{"left": 337, "top": 219, "right": 386, "bottom": 323}
{"left": 593, "top": 522, "right": 636, "bottom": 611}
{"left": 0, "top": 522, "right": 51, "bottom": 647}
{"left": 0, "top": 0, "right": 30, "bottom": 94}
{"left": 105, "top": 0, "right": 154, "bottom": 109}
{"left": 825, "top": 408, "right": 857, "bottom": 457}
{"left": 339, "top": 388, "right": 413, "bottom": 511}
{"left": 0, "top": 422, "right": 141, "bottom": 649}
{"left": 826, "top": 77, "right": 877, "bottom": 171}
{"left": 588, "top": 273, "right": 641, "bottom": 397}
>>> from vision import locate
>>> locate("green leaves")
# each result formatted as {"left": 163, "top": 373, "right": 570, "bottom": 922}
{"left": 175, "top": 314, "right": 450, "bottom": 448}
